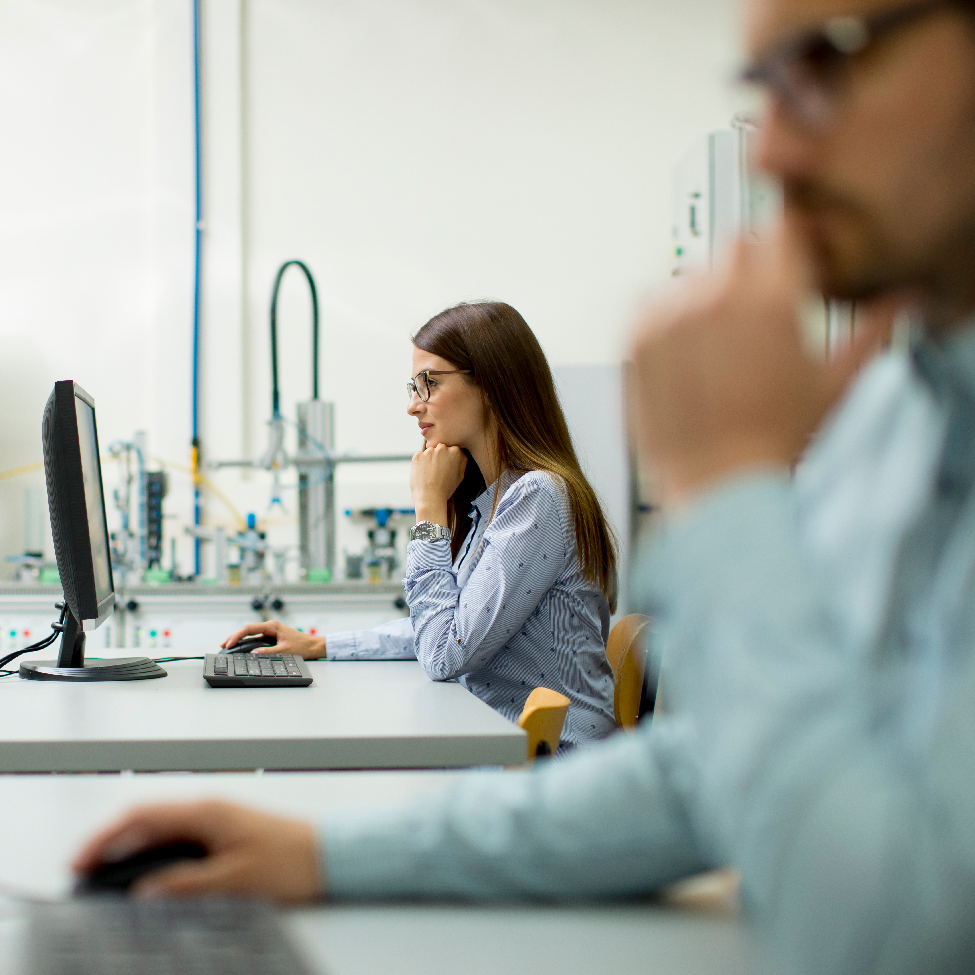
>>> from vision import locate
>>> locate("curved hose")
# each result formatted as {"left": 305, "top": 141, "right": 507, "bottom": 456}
{"left": 269, "top": 260, "right": 320, "bottom": 417}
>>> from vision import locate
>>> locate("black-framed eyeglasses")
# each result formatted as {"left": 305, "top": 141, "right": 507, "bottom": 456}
{"left": 739, "top": 0, "right": 958, "bottom": 128}
{"left": 406, "top": 369, "right": 471, "bottom": 403}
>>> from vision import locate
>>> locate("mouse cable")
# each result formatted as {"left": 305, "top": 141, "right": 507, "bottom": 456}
{"left": 150, "top": 655, "right": 205, "bottom": 663}
{"left": 0, "top": 602, "right": 69, "bottom": 673}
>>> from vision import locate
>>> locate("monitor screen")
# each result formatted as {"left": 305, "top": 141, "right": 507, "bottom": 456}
{"left": 74, "top": 395, "right": 113, "bottom": 610}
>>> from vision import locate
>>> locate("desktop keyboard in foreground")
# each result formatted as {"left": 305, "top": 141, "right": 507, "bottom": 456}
{"left": 203, "top": 653, "right": 313, "bottom": 687}
{"left": 26, "top": 897, "right": 316, "bottom": 975}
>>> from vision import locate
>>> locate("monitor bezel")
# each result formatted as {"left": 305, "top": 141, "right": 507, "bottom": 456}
{"left": 44, "top": 380, "right": 115, "bottom": 628}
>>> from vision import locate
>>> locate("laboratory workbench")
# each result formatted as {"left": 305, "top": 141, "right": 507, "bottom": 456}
{"left": 0, "top": 770, "right": 766, "bottom": 975}
{"left": 0, "top": 654, "right": 527, "bottom": 772}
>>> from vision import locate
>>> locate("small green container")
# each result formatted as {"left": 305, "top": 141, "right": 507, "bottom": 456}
{"left": 143, "top": 568, "right": 172, "bottom": 584}
{"left": 39, "top": 567, "right": 61, "bottom": 586}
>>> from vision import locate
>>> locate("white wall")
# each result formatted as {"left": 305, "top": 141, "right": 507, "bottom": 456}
{"left": 0, "top": 0, "right": 746, "bottom": 578}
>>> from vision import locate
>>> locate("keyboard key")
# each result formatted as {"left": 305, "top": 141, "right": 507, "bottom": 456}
{"left": 206, "top": 653, "right": 312, "bottom": 687}
{"left": 26, "top": 897, "right": 316, "bottom": 974}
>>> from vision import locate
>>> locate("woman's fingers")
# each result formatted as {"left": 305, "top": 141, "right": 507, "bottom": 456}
{"left": 241, "top": 623, "right": 325, "bottom": 659}
{"left": 411, "top": 444, "right": 467, "bottom": 500}
{"left": 220, "top": 622, "right": 279, "bottom": 649}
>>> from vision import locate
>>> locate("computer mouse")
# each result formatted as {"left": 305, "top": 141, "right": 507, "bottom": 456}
{"left": 227, "top": 634, "right": 278, "bottom": 653}
{"left": 73, "top": 841, "right": 207, "bottom": 895}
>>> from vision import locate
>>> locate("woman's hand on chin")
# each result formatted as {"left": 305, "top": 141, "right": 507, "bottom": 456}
{"left": 411, "top": 443, "right": 467, "bottom": 526}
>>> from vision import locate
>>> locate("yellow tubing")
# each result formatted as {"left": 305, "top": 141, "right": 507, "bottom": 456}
{"left": 0, "top": 457, "right": 246, "bottom": 533}
{"left": 0, "top": 462, "right": 43, "bottom": 481}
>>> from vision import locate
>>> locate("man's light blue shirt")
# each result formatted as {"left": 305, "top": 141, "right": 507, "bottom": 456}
{"left": 320, "top": 329, "right": 975, "bottom": 975}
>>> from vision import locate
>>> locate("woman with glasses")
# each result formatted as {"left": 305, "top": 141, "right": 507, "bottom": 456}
{"left": 223, "top": 301, "right": 618, "bottom": 748}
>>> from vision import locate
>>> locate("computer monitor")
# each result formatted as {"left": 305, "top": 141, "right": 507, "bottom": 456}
{"left": 20, "top": 381, "right": 166, "bottom": 681}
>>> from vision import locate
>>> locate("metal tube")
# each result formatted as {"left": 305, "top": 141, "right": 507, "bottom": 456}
{"left": 297, "top": 400, "right": 335, "bottom": 577}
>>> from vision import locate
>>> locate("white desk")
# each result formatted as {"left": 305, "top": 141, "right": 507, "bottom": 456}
{"left": 0, "top": 771, "right": 766, "bottom": 975}
{"left": 0, "top": 655, "right": 526, "bottom": 772}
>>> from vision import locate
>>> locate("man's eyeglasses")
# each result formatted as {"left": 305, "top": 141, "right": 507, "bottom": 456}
{"left": 739, "top": 0, "right": 957, "bottom": 128}
{"left": 406, "top": 369, "right": 471, "bottom": 403}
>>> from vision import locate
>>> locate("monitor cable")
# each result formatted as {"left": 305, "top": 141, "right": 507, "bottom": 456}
{"left": 0, "top": 602, "right": 69, "bottom": 678}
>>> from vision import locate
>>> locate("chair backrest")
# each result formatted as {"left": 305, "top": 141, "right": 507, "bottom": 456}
{"left": 605, "top": 614, "right": 650, "bottom": 728}
{"left": 517, "top": 687, "right": 570, "bottom": 761}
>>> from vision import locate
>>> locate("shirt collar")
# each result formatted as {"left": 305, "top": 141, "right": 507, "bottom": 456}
{"left": 939, "top": 317, "right": 975, "bottom": 398}
{"left": 470, "top": 469, "right": 518, "bottom": 521}
{"left": 913, "top": 315, "right": 975, "bottom": 404}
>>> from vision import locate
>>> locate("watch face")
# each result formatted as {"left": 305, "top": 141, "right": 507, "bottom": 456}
{"left": 411, "top": 521, "right": 449, "bottom": 542}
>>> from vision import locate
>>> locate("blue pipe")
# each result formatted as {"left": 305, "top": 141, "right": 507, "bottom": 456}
{"left": 191, "top": 0, "right": 202, "bottom": 576}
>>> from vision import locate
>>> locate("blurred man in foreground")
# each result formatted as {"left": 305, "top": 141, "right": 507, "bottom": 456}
{"left": 75, "top": 1, "right": 975, "bottom": 972}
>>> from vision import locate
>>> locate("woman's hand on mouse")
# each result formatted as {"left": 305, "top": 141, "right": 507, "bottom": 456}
{"left": 410, "top": 443, "right": 467, "bottom": 527}
{"left": 72, "top": 800, "right": 322, "bottom": 903}
{"left": 220, "top": 620, "right": 327, "bottom": 659}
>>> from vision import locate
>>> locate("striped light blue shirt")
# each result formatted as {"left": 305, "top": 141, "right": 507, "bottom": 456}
{"left": 327, "top": 470, "right": 617, "bottom": 746}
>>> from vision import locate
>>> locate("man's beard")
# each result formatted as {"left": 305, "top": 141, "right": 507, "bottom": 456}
{"left": 784, "top": 178, "right": 975, "bottom": 321}
{"left": 783, "top": 180, "right": 904, "bottom": 303}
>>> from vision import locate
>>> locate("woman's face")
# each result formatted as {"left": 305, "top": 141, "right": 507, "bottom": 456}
{"left": 407, "top": 347, "right": 489, "bottom": 450}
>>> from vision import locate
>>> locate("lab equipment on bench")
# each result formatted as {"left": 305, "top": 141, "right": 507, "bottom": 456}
{"left": 14, "top": 381, "right": 166, "bottom": 682}
{"left": 210, "top": 260, "right": 413, "bottom": 583}
{"left": 344, "top": 507, "right": 415, "bottom": 581}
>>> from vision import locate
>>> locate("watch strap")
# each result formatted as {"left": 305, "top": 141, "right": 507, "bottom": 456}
{"left": 410, "top": 520, "right": 451, "bottom": 542}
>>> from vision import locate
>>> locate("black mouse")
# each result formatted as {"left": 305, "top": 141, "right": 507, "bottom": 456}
{"left": 227, "top": 634, "right": 278, "bottom": 653}
{"left": 74, "top": 841, "right": 207, "bottom": 895}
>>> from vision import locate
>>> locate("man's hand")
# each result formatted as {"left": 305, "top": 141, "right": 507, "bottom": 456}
{"left": 221, "top": 620, "right": 326, "bottom": 659}
{"left": 410, "top": 443, "right": 467, "bottom": 527}
{"left": 72, "top": 800, "right": 322, "bottom": 903}
{"left": 629, "top": 225, "right": 890, "bottom": 509}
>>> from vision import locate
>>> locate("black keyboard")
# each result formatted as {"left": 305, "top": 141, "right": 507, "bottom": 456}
{"left": 25, "top": 897, "right": 316, "bottom": 975}
{"left": 203, "top": 653, "right": 313, "bottom": 687}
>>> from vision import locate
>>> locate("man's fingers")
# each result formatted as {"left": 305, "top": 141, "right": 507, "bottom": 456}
{"left": 132, "top": 855, "right": 248, "bottom": 899}
{"left": 72, "top": 801, "right": 228, "bottom": 873}
{"left": 72, "top": 815, "right": 151, "bottom": 873}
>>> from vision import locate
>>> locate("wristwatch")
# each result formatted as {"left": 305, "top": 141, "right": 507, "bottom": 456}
{"left": 409, "top": 520, "right": 451, "bottom": 542}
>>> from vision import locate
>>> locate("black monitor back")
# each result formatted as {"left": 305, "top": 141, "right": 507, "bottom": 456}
{"left": 42, "top": 380, "right": 115, "bottom": 625}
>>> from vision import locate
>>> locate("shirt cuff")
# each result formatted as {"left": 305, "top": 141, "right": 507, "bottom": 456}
{"left": 323, "top": 630, "right": 358, "bottom": 660}
{"left": 406, "top": 537, "right": 453, "bottom": 573}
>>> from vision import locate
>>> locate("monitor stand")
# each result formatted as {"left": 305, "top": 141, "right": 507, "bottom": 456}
{"left": 19, "top": 610, "right": 167, "bottom": 682}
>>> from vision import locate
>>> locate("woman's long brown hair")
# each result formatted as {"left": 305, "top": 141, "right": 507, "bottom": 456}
{"left": 413, "top": 301, "right": 618, "bottom": 612}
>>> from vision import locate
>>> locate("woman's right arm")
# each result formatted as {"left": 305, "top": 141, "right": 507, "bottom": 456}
{"left": 325, "top": 616, "right": 416, "bottom": 660}
{"left": 221, "top": 616, "right": 415, "bottom": 661}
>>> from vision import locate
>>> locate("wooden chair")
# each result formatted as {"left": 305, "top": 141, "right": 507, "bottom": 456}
{"left": 605, "top": 614, "right": 652, "bottom": 728}
{"left": 517, "top": 687, "right": 570, "bottom": 761}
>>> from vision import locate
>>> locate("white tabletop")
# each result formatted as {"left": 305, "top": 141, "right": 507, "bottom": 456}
{"left": 0, "top": 654, "right": 526, "bottom": 772}
{"left": 0, "top": 770, "right": 766, "bottom": 975}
